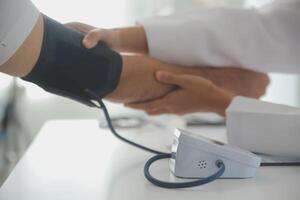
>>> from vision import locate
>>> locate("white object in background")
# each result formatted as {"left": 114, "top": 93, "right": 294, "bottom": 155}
{"left": 171, "top": 129, "right": 261, "bottom": 178}
{"left": 226, "top": 96, "right": 300, "bottom": 158}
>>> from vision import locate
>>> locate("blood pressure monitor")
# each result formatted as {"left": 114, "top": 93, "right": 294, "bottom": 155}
{"left": 170, "top": 129, "right": 261, "bottom": 178}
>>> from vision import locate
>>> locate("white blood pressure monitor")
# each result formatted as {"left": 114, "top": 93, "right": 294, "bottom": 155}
{"left": 170, "top": 129, "right": 261, "bottom": 179}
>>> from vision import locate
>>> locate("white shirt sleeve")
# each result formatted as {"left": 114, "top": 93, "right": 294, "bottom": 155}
{"left": 140, "top": 0, "right": 300, "bottom": 73}
{"left": 0, "top": 0, "right": 39, "bottom": 65}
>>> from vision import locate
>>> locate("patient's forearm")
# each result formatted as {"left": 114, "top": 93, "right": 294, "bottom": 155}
{"left": 106, "top": 54, "right": 269, "bottom": 104}
{"left": 120, "top": 56, "right": 269, "bottom": 99}
{"left": 0, "top": 14, "right": 44, "bottom": 77}
{"left": 105, "top": 55, "right": 175, "bottom": 103}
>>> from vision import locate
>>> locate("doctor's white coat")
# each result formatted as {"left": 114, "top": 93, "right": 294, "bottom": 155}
{"left": 141, "top": 0, "right": 300, "bottom": 74}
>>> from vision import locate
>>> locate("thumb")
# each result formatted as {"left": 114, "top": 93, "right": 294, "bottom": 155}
{"left": 83, "top": 29, "right": 107, "bottom": 49}
{"left": 156, "top": 71, "right": 192, "bottom": 88}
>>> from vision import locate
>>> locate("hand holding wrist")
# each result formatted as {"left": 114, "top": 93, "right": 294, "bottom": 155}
{"left": 126, "top": 71, "right": 235, "bottom": 116}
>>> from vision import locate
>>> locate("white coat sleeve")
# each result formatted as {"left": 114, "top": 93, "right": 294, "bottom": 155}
{"left": 0, "top": 0, "right": 39, "bottom": 65}
{"left": 140, "top": 0, "right": 300, "bottom": 73}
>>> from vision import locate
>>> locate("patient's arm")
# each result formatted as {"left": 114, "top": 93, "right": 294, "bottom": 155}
{"left": 109, "top": 55, "right": 269, "bottom": 104}
{"left": 0, "top": 15, "right": 172, "bottom": 104}
{"left": 106, "top": 55, "right": 173, "bottom": 103}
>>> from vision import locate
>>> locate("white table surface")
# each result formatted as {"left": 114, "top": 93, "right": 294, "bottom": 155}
{"left": 0, "top": 119, "right": 300, "bottom": 200}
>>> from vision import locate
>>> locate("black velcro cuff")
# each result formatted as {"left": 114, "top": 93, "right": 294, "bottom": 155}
{"left": 22, "top": 15, "right": 122, "bottom": 107}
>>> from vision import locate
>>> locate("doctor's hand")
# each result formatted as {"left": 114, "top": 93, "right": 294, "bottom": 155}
{"left": 126, "top": 71, "right": 235, "bottom": 116}
{"left": 65, "top": 22, "right": 148, "bottom": 54}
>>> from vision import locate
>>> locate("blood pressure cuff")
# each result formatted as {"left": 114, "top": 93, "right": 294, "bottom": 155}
{"left": 22, "top": 15, "right": 122, "bottom": 107}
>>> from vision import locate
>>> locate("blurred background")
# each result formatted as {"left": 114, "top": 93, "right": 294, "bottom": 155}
{"left": 0, "top": 0, "right": 299, "bottom": 184}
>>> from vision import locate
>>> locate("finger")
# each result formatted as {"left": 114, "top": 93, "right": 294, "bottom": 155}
{"left": 83, "top": 29, "right": 107, "bottom": 49}
{"left": 155, "top": 71, "right": 193, "bottom": 88}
